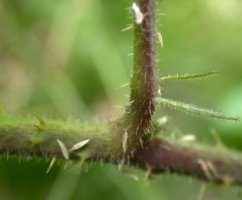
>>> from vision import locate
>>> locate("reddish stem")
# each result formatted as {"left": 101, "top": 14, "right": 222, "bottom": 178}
{"left": 127, "top": 0, "right": 157, "bottom": 146}
{"left": 133, "top": 139, "right": 242, "bottom": 184}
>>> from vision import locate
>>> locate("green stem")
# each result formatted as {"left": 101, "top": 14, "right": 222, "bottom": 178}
{"left": 0, "top": 115, "right": 118, "bottom": 161}
{"left": 1, "top": 115, "right": 242, "bottom": 184}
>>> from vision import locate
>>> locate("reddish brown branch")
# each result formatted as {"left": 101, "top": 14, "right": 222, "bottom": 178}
{"left": 132, "top": 139, "right": 242, "bottom": 184}
{"left": 126, "top": 0, "right": 157, "bottom": 147}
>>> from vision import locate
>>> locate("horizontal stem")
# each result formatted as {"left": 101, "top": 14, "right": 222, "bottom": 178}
{"left": 1, "top": 115, "right": 242, "bottom": 185}
{"left": 0, "top": 115, "right": 118, "bottom": 160}
{"left": 133, "top": 139, "right": 242, "bottom": 184}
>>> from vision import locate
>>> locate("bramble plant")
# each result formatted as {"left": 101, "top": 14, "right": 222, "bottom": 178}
{"left": 0, "top": 0, "right": 242, "bottom": 188}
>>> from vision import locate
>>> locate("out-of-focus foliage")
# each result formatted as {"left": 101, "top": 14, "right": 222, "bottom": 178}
{"left": 0, "top": 0, "right": 242, "bottom": 199}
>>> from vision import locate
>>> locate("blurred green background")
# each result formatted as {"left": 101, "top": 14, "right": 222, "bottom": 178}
{"left": 0, "top": 0, "right": 242, "bottom": 199}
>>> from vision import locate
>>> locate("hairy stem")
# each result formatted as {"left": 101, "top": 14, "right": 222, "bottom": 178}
{"left": 1, "top": 115, "right": 242, "bottom": 184}
{"left": 126, "top": 0, "right": 157, "bottom": 149}
{"left": 0, "top": 115, "right": 119, "bottom": 161}
{"left": 1, "top": 1, "right": 242, "bottom": 186}
{"left": 133, "top": 139, "right": 242, "bottom": 185}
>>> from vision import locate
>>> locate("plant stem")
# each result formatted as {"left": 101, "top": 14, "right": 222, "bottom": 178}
{"left": 0, "top": 115, "right": 118, "bottom": 161}
{"left": 1, "top": 1, "right": 242, "bottom": 186}
{"left": 126, "top": 0, "right": 157, "bottom": 148}
{"left": 1, "top": 115, "right": 242, "bottom": 184}
{"left": 133, "top": 139, "right": 242, "bottom": 184}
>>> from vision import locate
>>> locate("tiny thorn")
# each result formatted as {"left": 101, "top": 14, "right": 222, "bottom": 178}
{"left": 197, "top": 159, "right": 213, "bottom": 180}
{"left": 121, "top": 24, "right": 134, "bottom": 32}
{"left": 209, "top": 128, "right": 227, "bottom": 150}
{"left": 180, "top": 134, "right": 196, "bottom": 142}
{"left": 156, "top": 97, "right": 239, "bottom": 121}
{"left": 157, "top": 32, "right": 164, "bottom": 48}
{"left": 121, "top": 169, "right": 139, "bottom": 181}
{"left": 77, "top": 157, "right": 87, "bottom": 173}
{"left": 112, "top": 105, "right": 124, "bottom": 109}
{"left": 56, "top": 139, "right": 69, "bottom": 160}
{"left": 132, "top": 2, "right": 144, "bottom": 24}
{"left": 196, "top": 183, "right": 207, "bottom": 200}
{"left": 46, "top": 157, "right": 56, "bottom": 174}
{"left": 158, "top": 88, "right": 162, "bottom": 96}
{"left": 122, "top": 130, "right": 128, "bottom": 153}
{"left": 118, "top": 82, "right": 130, "bottom": 89}
{"left": 144, "top": 168, "right": 152, "bottom": 181}
{"left": 206, "top": 161, "right": 219, "bottom": 178}
{"left": 118, "top": 157, "right": 125, "bottom": 171}
{"left": 161, "top": 71, "right": 221, "bottom": 81}
{"left": 158, "top": 13, "right": 167, "bottom": 16}
{"left": 139, "top": 138, "right": 144, "bottom": 148}
{"left": 156, "top": 116, "right": 170, "bottom": 127}
{"left": 69, "top": 139, "right": 90, "bottom": 152}
{"left": 33, "top": 114, "right": 46, "bottom": 130}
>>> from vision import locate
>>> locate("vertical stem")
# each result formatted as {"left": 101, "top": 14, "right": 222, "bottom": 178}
{"left": 128, "top": 0, "right": 157, "bottom": 145}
